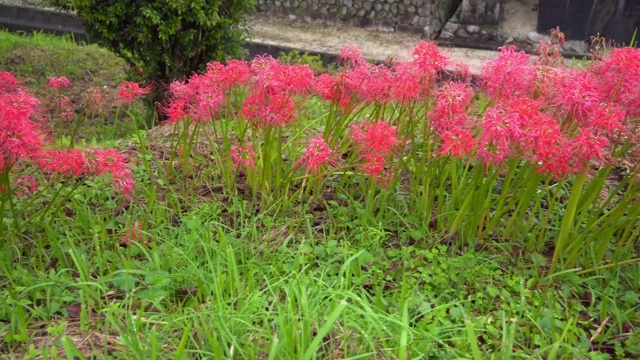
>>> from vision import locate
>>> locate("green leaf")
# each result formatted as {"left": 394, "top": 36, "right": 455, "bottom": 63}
{"left": 112, "top": 273, "right": 136, "bottom": 291}
{"left": 137, "top": 288, "right": 168, "bottom": 301}
{"left": 144, "top": 271, "right": 172, "bottom": 288}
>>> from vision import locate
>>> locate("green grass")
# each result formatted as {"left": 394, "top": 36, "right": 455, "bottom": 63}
{"left": 1, "top": 30, "right": 640, "bottom": 359}
{"left": 3, "top": 189, "right": 640, "bottom": 359}
{"left": 0, "top": 30, "right": 127, "bottom": 95}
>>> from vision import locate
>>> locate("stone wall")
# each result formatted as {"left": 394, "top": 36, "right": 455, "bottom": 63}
{"left": 441, "top": 0, "right": 503, "bottom": 40}
{"left": 255, "top": 0, "right": 464, "bottom": 38}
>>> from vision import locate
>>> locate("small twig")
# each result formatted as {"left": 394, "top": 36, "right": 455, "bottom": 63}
{"left": 590, "top": 316, "right": 611, "bottom": 342}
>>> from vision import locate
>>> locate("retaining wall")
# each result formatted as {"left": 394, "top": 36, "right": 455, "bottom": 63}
{"left": 255, "top": 0, "right": 504, "bottom": 39}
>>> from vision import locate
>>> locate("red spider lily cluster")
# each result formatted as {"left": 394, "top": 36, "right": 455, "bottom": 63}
{"left": 155, "top": 40, "right": 640, "bottom": 186}
{"left": 0, "top": 71, "right": 134, "bottom": 199}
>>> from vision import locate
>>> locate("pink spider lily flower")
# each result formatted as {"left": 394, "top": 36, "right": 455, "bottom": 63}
{"left": 295, "top": 136, "right": 338, "bottom": 175}
{"left": 86, "top": 148, "right": 134, "bottom": 199}
{"left": 0, "top": 90, "right": 43, "bottom": 170}
{"left": 350, "top": 121, "right": 399, "bottom": 157}
{"left": 481, "top": 45, "right": 535, "bottom": 100}
{"left": 241, "top": 90, "right": 296, "bottom": 128}
{"left": 439, "top": 128, "right": 475, "bottom": 158}
{"left": 118, "top": 81, "right": 153, "bottom": 103}
{"left": 12, "top": 175, "right": 38, "bottom": 197}
{"left": 0, "top": 71, "right": 20, "bottom": 92}
{"left": 410, "top": 42, "right": 448, "bottom": 86}
{"left": 37, "top": 149, "right": 90, "bottom": 177}
{"left": 338, "top": 45, "right": 366, "bottom": 67}
{"left": 430, "top": 82, "right": 475, "bottom": 134}
{"left": 231, "top": 146, "right": 256, "bottom": 172}
{"left": 48, "top": 76, "right": 72, "bottom": 89}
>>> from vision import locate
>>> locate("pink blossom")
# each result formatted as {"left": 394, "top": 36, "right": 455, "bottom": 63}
{"left": 48, "top": 76, "right": 72, "bottom": 89}
{"left": 231, "top": 146, "right": 256, "bottom": 172}
{"left": 481, "top": 45, "right": 535, "bottom": 100}
{"left": 295, "top": 136, "right": 338, "bottom": 175}
{"left": 118, "top": 81, "right": 153, "bottom": 103}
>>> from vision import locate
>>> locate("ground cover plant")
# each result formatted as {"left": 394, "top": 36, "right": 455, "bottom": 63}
{"left": 1, "top": 30, "right": 640, "bottom": 359}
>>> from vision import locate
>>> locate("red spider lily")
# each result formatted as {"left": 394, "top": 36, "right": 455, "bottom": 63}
{"left": 439, "top": 128, "right": 475, "bottom": 158}
{"left": 312, "top": 73, "right": 352, "bottom": 109}
{"left": 250, "top": 56, "right": 315, "bottom": 96}
{"left": 160, "top": 98, "right": 189, "bottom": 124}
{"left": 411, "top": 42, "right": 448, "bottom": 83}
{"left": 84, "top": 87, "right": 104, "bottom": 110}
{"left": 388, "top": 63, "right": 423, "bottom": 103}
{"left": 277, "top": 64, "right": 315, "bottom": 95}
{"left": 86, "top": 148, "right": 134, "bottom": 199}
{"left": 587, "top": 103, "right": 626, "bottom": 136}
{"left": 191, "top": 87, "right": 225, "bottom": 123}
{"left": 476, "top": 140, "right": 511, "bottom": 166}
{"left": 231, "top": 146, "right": 256, "bottom": 172}
{"left": 360, "top": 151, "right": 386, "bottom": 178}
{"left": 571, "top": 130, "right": 610, "bottom": 168}
{"left": 350, "top": 121, "right": 399, "bottom": 157}
{"left": 38, "top": 148, "right": 134, "bottom": 198}
{"left": 0, "top": 90, "right": 43, "bottom": 170}
{"left": 1, "top": 80, "right": 134, "bottom": 200}
{"left": 475, "top": 106, "right": 527, "bottom": 165}
{"left": 241, "top": 90, "right": 296, "bottom": 128}
{"left": 0, "top": 71, "right": 19, "bottom": 92}
{"left": 164, "top": 74, "right": 225, "bottom": 123}
{"left": 352, "top": 64, "right": 394, "bottom": 103}
{"left": 295, "top": 136, "right": 338, "bottom": 175}
{"left": 536, "top": 41, "right": 563, "bottom": 67}
{"left": 591, "top": 47, "right": 640, "bottom": 116}
{"left": 205, "top": 60, "right": 251, "bottom": 90}
{"left": 520, "top": 111, "right": 564, "bottom": 163}
{"left": 481, "top": 45, "right": 535, "bottom": 100}
{"left": 118, "top": 81, "right": 153, "bottom": 103}
{"left": 38, "top": 149, "right": 89, "bottom": 177}
{"left": 338, "top": 45, "right": 366, "bottom": 67}
{"left": 166, "top": 80, "right": 194, "bottom": 100}
{"left": 48, "top": 76, "right": 72, "bottom": 89}
{"left": 58, "top": 96, "right": 74, "bottom": 122}
{"left": 450, "top": 63, "right": 473, "bottom": 83}
{"left": 430, "top": 82, "right": 475, "bottom": 134}
{"left": 13, "top": 175, "right": 38, "bottom": 197}
{"left": 544, "top": 68, "right": 602, "bottom": 125}
{"left": 534, "top": 141, "right": 573, "bottom": 178}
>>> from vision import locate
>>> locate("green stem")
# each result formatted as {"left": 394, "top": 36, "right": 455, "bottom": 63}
{"left": 549, "top": 174, "right": 587, "bottom": 274}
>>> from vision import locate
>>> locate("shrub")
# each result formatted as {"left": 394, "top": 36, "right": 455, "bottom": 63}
{"left": 47, "top": 0, "right": 255, "bottom": 120}
{"left": 279, "top": 50, "right": 325, "bottom": 73}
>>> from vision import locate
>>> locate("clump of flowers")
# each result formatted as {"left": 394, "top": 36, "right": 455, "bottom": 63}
{"left": 350, "top": 120, "right": 399, "bottom": 181}
{"left": 1, "top": 73, "right": 134, "bottom": 200}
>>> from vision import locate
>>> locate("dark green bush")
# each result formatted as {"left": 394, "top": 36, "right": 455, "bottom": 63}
{"left": 47, "top": 0, "right": 255, "bottom": 120}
